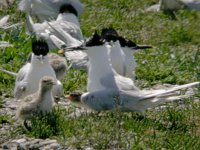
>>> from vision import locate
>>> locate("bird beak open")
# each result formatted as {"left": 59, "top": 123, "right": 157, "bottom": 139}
{"left": 132, "top": 45, "right": 153, "bottom": 50}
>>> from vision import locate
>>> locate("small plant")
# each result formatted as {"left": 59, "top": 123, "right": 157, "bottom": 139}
{"left": 26, "top": 107, "right": 67, "bottom": 139}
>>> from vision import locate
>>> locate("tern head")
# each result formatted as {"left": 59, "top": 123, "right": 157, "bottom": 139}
{"left": 67, "top": 91, "right": 82, "bottom": 103}
{"left": 85, "top": 30, "right": 104, "bottom": 47}
{"left": 32, "top": 40, "right": 49, "bottom": 56}
{"left": 101, "top": 28, "right": 152, "bottom": 50}
{"left": 101, "top": 27, "right": 119, "bottom": 43}
{"left": 40, "top": 76, "right": 56, "bottom": 90}
{"left": 32, "top": 40, "right": 49, "bottom": 63}
{"left": 59, "top": 4, "right": 78, "bottom": 16}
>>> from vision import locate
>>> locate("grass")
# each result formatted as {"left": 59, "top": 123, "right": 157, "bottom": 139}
{"left": 0, "top": 0, "right": 200, "bottom": 149}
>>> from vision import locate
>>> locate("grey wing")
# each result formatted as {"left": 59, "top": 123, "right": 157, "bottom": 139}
{"left": 14, "top": 81, "right": 29, "bottom": 99}
{"left": 14, "top": 63, "right": 30, "bottom": 99}
{"left": 119, "top": 90, "right": 146, "bottom": 112}
{"left": 60, "top": 22, "right": 83, "bottom": 40}
{"left": 22, "top": 93, "right": 38, "bottom": 103}
{"left": 99, "top": 73, "right": 119, "bottom": 90}
{"left": 98, "top": 69, "right": 139, "bottom": 91}
{"left": 81, "top": 90, "right": 119, "bottom": 111}
{"left": 64, "top": 51, "right": 88, "bottom": 70}
{"left": 16, "top": 63, "right": 30, "bottom": 82}
{"left": 17, "top": 94, "right": 39, "bottom": 119}
{"left": 81, "top": 90, "right": 146, "bottom": 112}
{"left": 114, "top": 74, "right": 140, "bottom": 91}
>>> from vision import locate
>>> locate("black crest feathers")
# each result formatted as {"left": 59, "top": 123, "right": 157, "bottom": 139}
{"left": 32, "top": 40, "right": 49, "bottom": 56}
{"left": 101, "top": 27, "right": 119, "bottom": 42}
{"left": 86, "top": 30, "right": 104, "bottom": 47}
{"left": 59, "top": 4, "right": 78, "bottom": 16}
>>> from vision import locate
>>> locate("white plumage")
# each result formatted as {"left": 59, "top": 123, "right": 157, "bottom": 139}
{"left": 14, "top": 53, "right": 63, "bottom": 99}
{"left": 18, "top": 0, "right": 84, "bottom": 21}
{"left": 14, "top": 41, "right": 63, "bottom": 99}
{"left": 26, "top": 9, "right": 84, "bottom": 50}
{"left": 68, "top": 33, "right": 140, "bottom": 92}
{"left": 79, "top": 82, "right": 199, "bottom": 112}
{"left": 67, "top": 34, "right": 199, "bottom": 112}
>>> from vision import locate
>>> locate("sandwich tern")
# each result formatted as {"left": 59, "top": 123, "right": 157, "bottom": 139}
{"left": 14, "top": 40, "right": 63, "bottom": 99}
{"left": 66, "top": 34, "right": 200, "bottom": 112}
{"left": 67, "top": 81, "right": 199, "bottom": 112}
{"left": 65, "top": 32, "right": 140, "bottom": 92}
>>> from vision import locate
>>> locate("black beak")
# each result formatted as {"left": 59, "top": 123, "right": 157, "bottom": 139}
{"left": 64, "top": 45, "right": 87, "bottom": 51}
{"left": 132, "top": 45, "right": 153, "bottom": 50}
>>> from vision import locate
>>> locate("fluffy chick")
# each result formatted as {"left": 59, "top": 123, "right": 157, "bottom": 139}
{"left": 16, "top": 76, "right": 55, "bottom": 122}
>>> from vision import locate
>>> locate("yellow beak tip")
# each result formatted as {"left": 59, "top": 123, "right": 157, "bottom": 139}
{"left": 58, "top": 49, "right": 64, "bottom": 54}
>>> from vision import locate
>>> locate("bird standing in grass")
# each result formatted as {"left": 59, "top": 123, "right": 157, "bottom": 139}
{"left": 65, "top": 31, "right": 140, "bottom": 92}
{"left": 67, "top": 82, "right": 199, "bottom": 112}
{"left": 66, "top": 33, "right": 200, "bottom": 112}
{"left": 14, "top": 40, "right": 63, "bottom": 99}
{"left": 16, "top": 76, "right": 55, "bottom": 123}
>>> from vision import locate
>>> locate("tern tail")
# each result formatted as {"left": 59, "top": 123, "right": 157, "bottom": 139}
{"left": 136, "top": 82, "right": 199, "bottom": 110}
{"left": 141, "top": 82, "right": 200, "bottom": 101}
{"left": 0, "top": 68, "right": 17, "bottom": 76}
